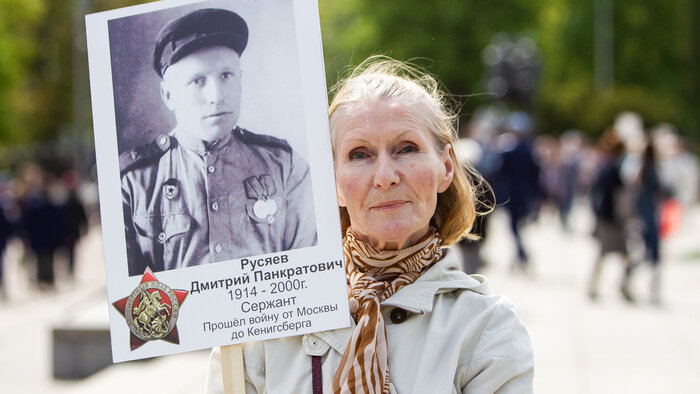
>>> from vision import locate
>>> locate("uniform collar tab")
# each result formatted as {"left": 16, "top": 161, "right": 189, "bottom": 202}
{"left": 172, "top": 128, "right": 234, "bottom": 153}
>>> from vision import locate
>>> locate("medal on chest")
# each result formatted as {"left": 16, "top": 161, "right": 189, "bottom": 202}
{"left": 244, "top": 174, "right": 279, "bottom": 224}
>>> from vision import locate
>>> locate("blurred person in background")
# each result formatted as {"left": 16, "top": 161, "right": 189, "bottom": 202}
{"left": 16, "top": 163, "right": 64, "bottom": 289}
{"left": 452, "top": 136, "right": 487, "bottom": 274}
{"left": 572, "top": 138, "right": 600, "bottom": 205}
{"left": 621, "top": 140, "right": 664, "bottom": 304}
{"left": 533, "top": 134, "right": 562, "bottom": 216}
{"left": 652, "top": 123, "right": 699, "bottom": 232}
{"left": 587, "top": 129, "right": 634, "bottom": 301}
{"left": 558, "top": 130, "right": 585, "bottom": 229}
{"left": 453, "top": 105, "right": 502, "bottom": 274}
{"left": 0, "top": 180, "right": 14, "bottom": 299}
{"left": 59, "top": 170, "right": 88, "bottom": 277}
{"left": 492, "top": 111, "right": 541, "bottom": 272}
{"left": 614, "top": 112, "right": 646, "bottom": 192}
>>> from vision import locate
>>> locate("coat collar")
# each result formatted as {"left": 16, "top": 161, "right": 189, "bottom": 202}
{"left": 311, "top": 248, "right": 490, "bottom": 355}
{"left": 381, "top": 248, "right": 491, "bottom": 313}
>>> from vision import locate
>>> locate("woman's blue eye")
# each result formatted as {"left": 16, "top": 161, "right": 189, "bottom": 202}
{"left": 349, "top": 151, "right": 367, "bottom": 160}
{"left": 192, "top": 77, "right": 206, "bottom": 86}
{"left": 222, "top": 72, "right": 234, "bottom": 80}
{"left": 399, "top": 145, "right": 418, "bottom": 154}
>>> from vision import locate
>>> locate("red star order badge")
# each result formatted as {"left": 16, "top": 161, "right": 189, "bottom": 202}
{"left": 112, "top": 267, "right": 188, "bottom": 351}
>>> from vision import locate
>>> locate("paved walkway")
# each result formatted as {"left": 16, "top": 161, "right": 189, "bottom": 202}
{"left": 0, "top": 226, "right": 210, "bottom": 394}
{"left": 479, "top": 203, "right": 700, "bottom": 394}
{"left": 2, "top": 202, "right": 699, "bottom": 393}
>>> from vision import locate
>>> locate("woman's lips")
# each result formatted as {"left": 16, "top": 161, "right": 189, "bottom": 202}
{"left": 371, "top": 200, "right": 407, "bottom": 211}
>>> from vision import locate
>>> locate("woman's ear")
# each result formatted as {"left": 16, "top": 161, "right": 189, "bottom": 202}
{"left": 438, "top": 143, "right": 455, "bottom": 193}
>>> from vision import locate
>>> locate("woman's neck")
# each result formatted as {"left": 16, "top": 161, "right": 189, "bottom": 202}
{"left": 353, "top": 224, "right": 430, "bottom": 251}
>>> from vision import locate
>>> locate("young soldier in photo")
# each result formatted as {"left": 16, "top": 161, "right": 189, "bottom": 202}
{"left": 120, "top": 8, "right": 317, "bottom": 276}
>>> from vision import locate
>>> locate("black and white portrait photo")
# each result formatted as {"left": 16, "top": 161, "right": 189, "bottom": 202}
{"left": 88, "top": 0, "right": 347, "bottom": 362}
{"left": 107, "top": 0, "right": 318, "bottom": 276}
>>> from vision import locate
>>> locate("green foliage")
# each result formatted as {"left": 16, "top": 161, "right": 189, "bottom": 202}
{"left": 0, "top": 0, "right": 44, "bottom": 143}
{"left": 0, "top": 0, "right": 696, "bottom": 158}
{"left": 0, "top": 0, "right": 155, "bottom": 168}
{"left": 320, "top": 0, "right": 699, "bottom": 141}
{"left": 320, "top": 0, "right": 539, "bottom": 97}
{"left": 534, "top": 0, "right": 696, "bottom": 137}
{"left": 537, "top": 84, "right": 681, "bottom": 135}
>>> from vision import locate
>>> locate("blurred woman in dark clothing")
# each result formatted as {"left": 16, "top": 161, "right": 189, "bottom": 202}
{"left": 0, "top": 199, "right": 13, "bottom": 297}
{"left": 588, "top": 130, "right": 633, "bottom": 301}
{"left": 16, "top": 163, "right": 63, "bottom": 289}
{"left": 626, "top": 142, "right": 663, "bottom": 304}
{"left": 493, "top": 112, "right": 541, "bottom": 271}
{"left": 59, "top": 171, "right": 88, "bottom": 276}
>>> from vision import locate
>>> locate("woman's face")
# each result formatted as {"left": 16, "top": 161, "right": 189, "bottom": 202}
{"left": 333, "top": 99, "right": 454, "bottom": 250}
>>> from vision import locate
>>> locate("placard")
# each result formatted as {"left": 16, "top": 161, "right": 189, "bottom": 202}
{"left": 86, "top": 0, "right": 349, "bottom": 362}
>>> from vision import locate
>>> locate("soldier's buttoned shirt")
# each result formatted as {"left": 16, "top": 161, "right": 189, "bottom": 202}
{"left": 121, "top": 127, "right": 317, "bottom": 276}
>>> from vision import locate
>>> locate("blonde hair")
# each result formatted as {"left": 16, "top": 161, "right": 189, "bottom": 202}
{"left": 329, "top": 55, "right": 491, "bottom": 246}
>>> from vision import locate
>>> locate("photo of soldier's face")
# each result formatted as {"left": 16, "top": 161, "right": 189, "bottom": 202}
{"left": 90, "top": 0, "right": 345, "bottom": 362}
{"left": 160, "top": 46, "right": 243, "bottom": 143}
{"left": 106, "top": 1, "right": 321, "bottom": 278}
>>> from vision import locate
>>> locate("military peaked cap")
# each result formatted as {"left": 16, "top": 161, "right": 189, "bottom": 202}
{"left": 153, "top": 8, "right": 248, "bottom": 77}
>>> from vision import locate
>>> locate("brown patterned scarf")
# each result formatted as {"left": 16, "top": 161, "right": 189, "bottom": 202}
{"left": 331, "top": 227, "right": 443, "bottom": 393}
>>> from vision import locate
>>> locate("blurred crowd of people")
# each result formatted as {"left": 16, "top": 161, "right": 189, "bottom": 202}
{"left": 0, "top": 162, "right": 92, "bottom": 297}
{"left": 456, "top": 106, "right": 699, "bottom": 305}
{"left": 1, "top": 108, "right": 697, "bottom": 307}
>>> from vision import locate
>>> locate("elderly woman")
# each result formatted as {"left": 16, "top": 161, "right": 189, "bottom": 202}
{"left": 206, "top": 56, "right": 533, "bottom": 393}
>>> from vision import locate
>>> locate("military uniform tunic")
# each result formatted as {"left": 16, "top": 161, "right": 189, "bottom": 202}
{"left": 121, "top": 127, "right": 317, "bottom": 276}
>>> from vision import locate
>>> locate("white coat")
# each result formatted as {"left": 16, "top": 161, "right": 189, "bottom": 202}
{"left": 205, "top": 249, "right": 534, "bottom": 393}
